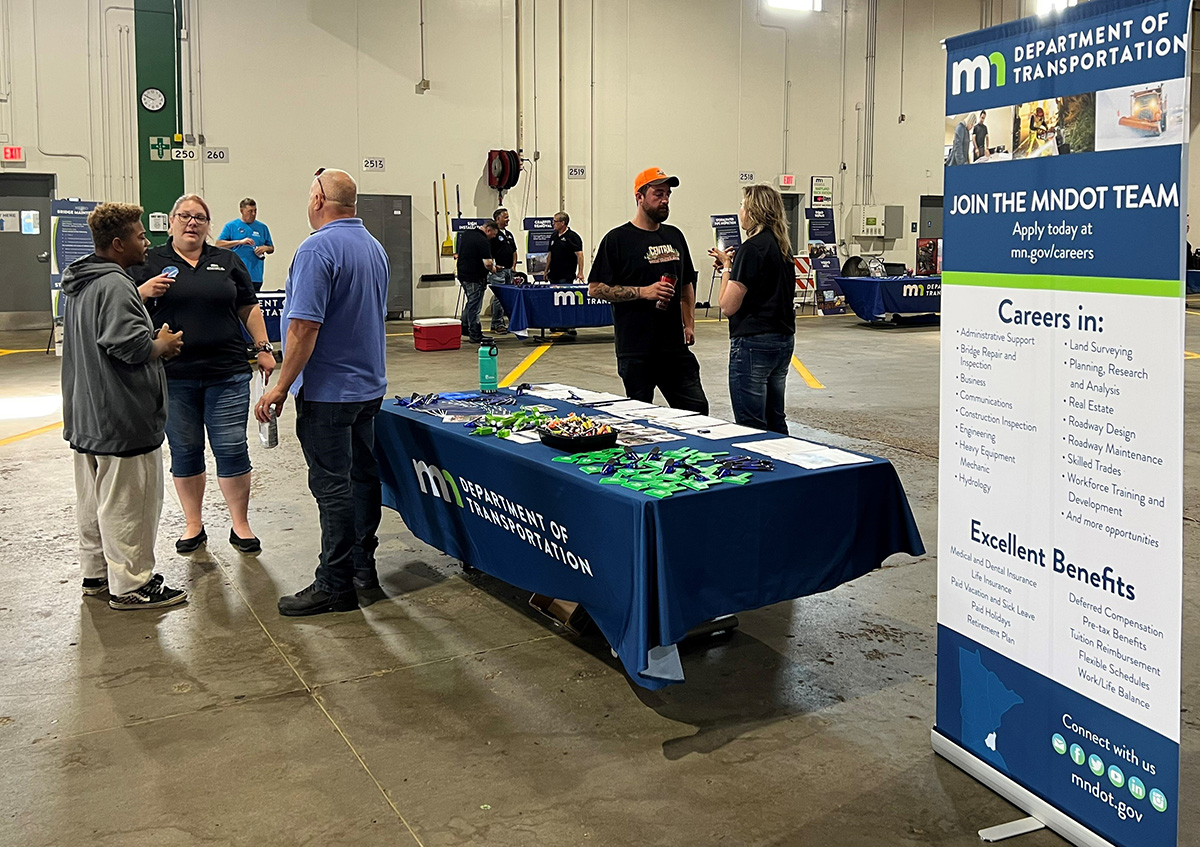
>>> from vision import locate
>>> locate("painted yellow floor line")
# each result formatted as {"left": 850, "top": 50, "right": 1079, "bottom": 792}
{"left": 0, "top": 420, "right": 62, "bottom": 447}
{"left": 1186, "top": 310, "right": 1200, "bottom": 317}
{"left": 385, "top": 331, "right": 413, "bottom": 337}
{"left": 791, "top": 355, "right": 825, "bottom": 389}
{"left": 1186, "top": 351, "right": 1199, "bottom": 360}
{"left": 0, "top": 348, "right": 44, "bottom": 356}
{"left": 500, "top": 341, "right": 554, "bottom": 388}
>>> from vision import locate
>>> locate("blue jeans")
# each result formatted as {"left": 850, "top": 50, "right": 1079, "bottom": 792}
{"left": 295, "top": 394, "right": 383, "bottom": 594}
{"left": 460, "top": 280, "right": 487, "bottom": 341}
{"left": 488, "top": 269, "right": 512, "bottom": 328}
{"left": 728, "top": 333, "right": 794, "bottom": 434}
{"left": 165, "top": 372, "right": 253, "bottom": 478}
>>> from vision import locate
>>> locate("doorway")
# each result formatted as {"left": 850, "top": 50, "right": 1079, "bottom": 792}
{"left": 0, "top": 173, "right": 56, "bottom": 330}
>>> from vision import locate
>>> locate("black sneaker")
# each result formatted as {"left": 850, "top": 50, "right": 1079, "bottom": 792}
{"left": 109, "top": 574, "right": 188, "bottom": 611}
{"left": 278, "top": 583, "right": 358, "bottom": 617}
{"left": 229, "top": 529, "right": 262, "bottom": 555}
{"left": 82, "top": 577, "right": 108, "bottom": 596}
{"left": 176, "top": 528, "right": 207, "bottom": 554}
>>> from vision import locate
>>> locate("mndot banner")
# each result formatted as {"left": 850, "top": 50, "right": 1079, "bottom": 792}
{"left": 936, "top": 2, "right": 1186, "bottom": 847}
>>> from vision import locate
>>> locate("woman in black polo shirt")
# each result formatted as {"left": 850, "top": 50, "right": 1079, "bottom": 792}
{"left": 133, "top": 194, "right": 276, "bottom": 554}
{"left": 708, "top": 185, "right": 796, "bottom": 434}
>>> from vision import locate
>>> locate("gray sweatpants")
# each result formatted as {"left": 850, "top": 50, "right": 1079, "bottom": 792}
{"left": 74, "top": 448, "right": 164, "bottom": 596}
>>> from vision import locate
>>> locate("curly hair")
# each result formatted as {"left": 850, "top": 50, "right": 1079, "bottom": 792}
{"left": 87, "top": 203, "right": 144, "bottom": 250}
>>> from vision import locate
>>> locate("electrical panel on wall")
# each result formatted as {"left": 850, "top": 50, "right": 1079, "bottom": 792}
{"left": 850, "top": 205, "right": 904, "bottom": 239}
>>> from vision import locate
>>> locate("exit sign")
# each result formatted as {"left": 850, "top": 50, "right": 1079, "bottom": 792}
{"left": 2, "top": 146, "right": 25, "bottom": 162}
{"left": 778, "top": 173, "right": 796, "bottom": 188}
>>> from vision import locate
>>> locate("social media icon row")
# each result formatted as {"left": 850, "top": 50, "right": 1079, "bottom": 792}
{"left": 1051, "top": 734, "right": 1167, "bottom": 812}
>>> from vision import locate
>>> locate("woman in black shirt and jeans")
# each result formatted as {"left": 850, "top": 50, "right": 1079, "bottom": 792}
{"left": 708, "top": 184, "right": 796, "bottom": 434}
{"left": 133, "top": 194, "right": 276, "bottom": 554}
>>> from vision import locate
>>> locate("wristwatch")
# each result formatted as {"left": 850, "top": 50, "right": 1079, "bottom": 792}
{"left": 254, "top": 341, "right": 275, "bottom": 354}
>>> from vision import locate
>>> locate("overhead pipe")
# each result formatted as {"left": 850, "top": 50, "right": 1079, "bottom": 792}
{"left": 862, "top": 0, "right": 878, "bottom": 205}
{"left": 558, "top": 0, "right": 565, "bottom": 211}
{"left": 755, "top": 3, "right": 790, "bottom": 174}
{"left": 515, "top": 0, "right": 524, "bottom": 155}
{"left": 31, "top": 0, "right": 95, "bottom": 195}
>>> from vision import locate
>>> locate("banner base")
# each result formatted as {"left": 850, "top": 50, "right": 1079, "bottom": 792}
{"left": 931, "top": 730, "right": 1116, "bottom": 847}
{"left": 979, "top": 817, "right": 1045, "bottom": 842}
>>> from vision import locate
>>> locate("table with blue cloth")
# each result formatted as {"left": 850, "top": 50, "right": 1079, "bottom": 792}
{"left": 240, "top": 292, "right": 284, "bottom": 345}
{"left": 374, "top": 390, "right": 925, "bottom": 689}
{"left": 836, "top": 275, "right": 941, "bottom": 324}
{"left": 1186, "top": 270, "right": 1200, "bottom": 295}
{"left": 489, "top": 283, "right": 614, "bottom": 338}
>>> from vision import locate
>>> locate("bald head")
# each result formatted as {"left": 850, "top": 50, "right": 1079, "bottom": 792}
{"left": 318, "top": 169, "right": 357, "bottom": 207}
{"left": 309, "top": 168, "right": 358, "bottom": 230}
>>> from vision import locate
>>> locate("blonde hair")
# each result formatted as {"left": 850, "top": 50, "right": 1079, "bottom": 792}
{"left": 169, "top": 193, "right": 211, "bottom": 220}
{"left": 741, "top": 184, "right": 792, "bottom": 257}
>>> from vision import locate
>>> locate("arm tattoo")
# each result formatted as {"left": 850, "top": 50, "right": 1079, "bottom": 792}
{"left": 589, "top": 282, "right": 640, "bottom": 302}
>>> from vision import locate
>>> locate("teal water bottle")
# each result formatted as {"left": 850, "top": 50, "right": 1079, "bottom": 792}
{"left": 478, "top": 342, "right": 499, "bottom": 393}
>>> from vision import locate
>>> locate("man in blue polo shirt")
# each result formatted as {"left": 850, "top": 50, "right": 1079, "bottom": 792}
{"left": 254, "top": 168, "right": 389, "bottom": 616}
{"left": 216, "top": 198, "right": 274, "bottom": 290}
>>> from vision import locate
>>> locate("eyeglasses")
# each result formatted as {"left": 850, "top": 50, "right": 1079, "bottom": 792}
{"left": 174, "top": 213, "right": 209, "bottom": 224}
{"left": 314, "top": 167, "right": 326, "bottom": 201}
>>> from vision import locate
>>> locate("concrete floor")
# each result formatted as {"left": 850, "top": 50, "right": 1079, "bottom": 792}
{"left": 0, "top": 313, "right": 1194, "bottom": 847}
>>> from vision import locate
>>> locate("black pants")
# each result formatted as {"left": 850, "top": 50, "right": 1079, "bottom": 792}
{"left": 295, "top": 394, "right": 383, "bottom": 594}
{"left": 617, "top": 350, "right": 709, "bottom": 414}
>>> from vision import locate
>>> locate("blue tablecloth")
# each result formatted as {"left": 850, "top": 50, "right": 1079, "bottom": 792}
{"left": 837, "top": 276, "right": 941, "bottom": 322}
{"left": 490, "top": 284, "right": 614, "bottom": 337}
{"left": 240, "top": 292, "right": 284, "bottom": 345}
{"left": 1186, "top": 270, "right": 1200, "bottom": 294}
{"left": 375, "top": 391, "right": 925, "bottom": 689}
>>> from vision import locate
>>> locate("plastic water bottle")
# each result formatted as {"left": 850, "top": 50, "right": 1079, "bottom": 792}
{"left": 478, "top": 342, "right": 499, "bottom": 394}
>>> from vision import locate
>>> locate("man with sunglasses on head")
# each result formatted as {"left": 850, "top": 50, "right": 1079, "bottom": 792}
{"left": 255, "top": 168, "right": 390, "bottom": 617}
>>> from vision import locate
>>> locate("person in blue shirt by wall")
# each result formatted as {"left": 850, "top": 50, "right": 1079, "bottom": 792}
{"left": 216, "top": 198, "right": 274, "bottom": 290}
{"left": 254, "top": 168, "right": 389, "bottom": 617}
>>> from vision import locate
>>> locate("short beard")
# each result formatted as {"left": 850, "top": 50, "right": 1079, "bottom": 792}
{"left": 647, "top": 204, "right": 669, "bottom": 223}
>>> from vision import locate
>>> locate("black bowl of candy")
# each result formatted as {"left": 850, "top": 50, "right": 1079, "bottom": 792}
{"left": 537, "top": 415, "right": 618, "bottom": 452}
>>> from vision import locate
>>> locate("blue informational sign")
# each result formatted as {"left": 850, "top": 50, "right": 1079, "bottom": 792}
{"left": 523, "top": 217, "right": 556, "bottom": 281}
{"left": 710, "top": 214, "right": 742, "bottom": 252}
{"left": 812, "top": 255, "right": 844, "bottom": 315}
{"left": 937, "top": 3, "right": 1187, "bottom": 846}
{"left": 805, "top": 207, "right": 836, "bottom": 244}
{"left": 50, "top": 200, "right": 97, "bottom": 351}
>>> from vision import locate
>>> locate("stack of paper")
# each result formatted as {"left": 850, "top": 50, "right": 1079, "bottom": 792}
{"left": 732, "top": 437, "right": 872, "bottom": 469}
{"left": 680, "top": 422, "right": 761, "bottom": 440}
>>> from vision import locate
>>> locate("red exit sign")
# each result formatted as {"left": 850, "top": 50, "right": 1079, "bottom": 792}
{"left": 778, "top": 173, "right": 796, "bottom": 188}
{"left": 2, "top": 146, "right": 25, "bottom": 162}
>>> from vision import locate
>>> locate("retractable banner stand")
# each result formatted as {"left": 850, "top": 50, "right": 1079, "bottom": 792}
{"left": 936, "top": 3, "right": 1188, "bottom": 846}
{"left": 50, "top": 200, "right": 97, "bottom": 356}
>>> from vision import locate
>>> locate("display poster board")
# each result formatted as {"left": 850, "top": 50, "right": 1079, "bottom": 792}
{"left": 451, "top": 217, "right": 493, "bottom": 252}
{"left": 710, "top": 214, "right": 743, "bottom": 252}
{"left": 810, "top": 176, "right": 834, "bottom": 208}
{"left": 523, "top": 216, "right": 555, "bottom": 281}
{"left": 937, "top": 3, "right": 1188, "bottom": 846}
{"left": 812, "top": 255, "right": 844, "bottom": 316}
{"left": 50, "top": 199, "right": 97, "bottom": 356}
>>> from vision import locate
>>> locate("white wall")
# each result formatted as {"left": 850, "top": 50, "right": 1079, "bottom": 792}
{"left": 13, "top": 1, "right": 1195, "bottom": 317}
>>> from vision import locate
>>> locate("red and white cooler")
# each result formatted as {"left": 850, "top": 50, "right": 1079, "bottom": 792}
{"left": 412, "top": 318, "right": 462, "bottom": 352}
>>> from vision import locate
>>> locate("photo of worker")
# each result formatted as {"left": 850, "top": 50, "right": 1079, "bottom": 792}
{"left": 1094, "top": 78, "right": 1185, "bottom": 151}
{"left": 1011, "top": 94, "right": 1095, "bottom": 160}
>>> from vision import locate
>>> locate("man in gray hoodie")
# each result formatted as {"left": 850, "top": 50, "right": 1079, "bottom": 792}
{"left": 62, "top": 202, "right": 188, "bottom": 610}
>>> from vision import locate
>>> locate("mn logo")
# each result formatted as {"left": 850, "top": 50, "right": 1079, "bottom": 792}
{"left": 553, "top": 290, "right": 585, "bottom": 306}
{"left": 412, "top": 460, "right": 463, "bottom": 507}
{"left": 952, "top": 52, "right": 1006, "bottom": 95}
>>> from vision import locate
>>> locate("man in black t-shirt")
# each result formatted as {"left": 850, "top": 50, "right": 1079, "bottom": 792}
{"left": 545, "top": 212, "right": 584, "bottom": 283}
{"left": 588, "top": 167, "right": 708, "bottom": 414}
{"left": 972, "top": 110, "right": 989, "bottom": 161}
{"left": 488, "top": 208, "right": 517, "bottom": 333}
{"left": 457, "top": 220, "right": 498, "bottom": 343}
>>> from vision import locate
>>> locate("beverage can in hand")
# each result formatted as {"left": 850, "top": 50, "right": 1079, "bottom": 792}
{"left": 655, "top": 273, "right": 677, "bottom": 311}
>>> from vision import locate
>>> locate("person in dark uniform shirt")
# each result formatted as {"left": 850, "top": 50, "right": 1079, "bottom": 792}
{"left": 588, "top": 167, "right": 707, "bottom": 413}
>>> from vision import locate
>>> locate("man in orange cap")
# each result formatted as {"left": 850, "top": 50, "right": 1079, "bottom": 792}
{"left": 587, "top": 168, "right": 708, "bottom": 413}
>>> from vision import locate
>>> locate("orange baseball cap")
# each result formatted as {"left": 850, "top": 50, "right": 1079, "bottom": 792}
{"left": 634, "top": 167, "right": 680, "bottom": 193}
